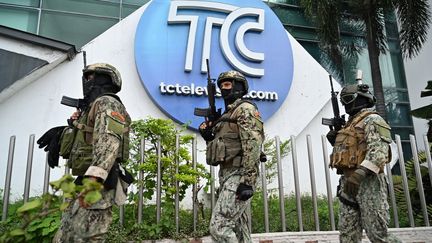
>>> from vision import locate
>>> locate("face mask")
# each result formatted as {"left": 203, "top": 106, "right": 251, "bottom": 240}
{"left": 82, "top": 73, "right": 113, "bottom": 102}
{"left": 343, "top": 96, "right": 370, "bottom": 116}
{"left": 221, "top": 88, "right": 232, "bottom": 99}
{"left": 344, "top": 102, "right": 358, "bottom": 116}
{"left": 82, "top": 73, "right": 95, "bottom": 98}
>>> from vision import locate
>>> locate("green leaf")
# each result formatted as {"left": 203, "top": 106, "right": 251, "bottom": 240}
{"left": 50, "top": 174, "right": 74, "bottom": 190}
{"left": 60, "top": 181, "right": 76, "bottom": 194}
{"left": 17, "top": 199, "right": 42, "bottom": 213}
{"left": 9, "top": 228, "right": 25, "bottom": 236}
{"left": 41, "top": 224, "right": 56, "bottom": 236}
{"left": 49, "top": 179, "right": 62, "bottom": 190}
{"left": 60, "top": 202, "right": 70, "bottom": 211}
{"left": 63, "top": 192, "right": 74, "bottom": 199}
{"left": 84, "top": 191, "right": 102, "bottom": 204}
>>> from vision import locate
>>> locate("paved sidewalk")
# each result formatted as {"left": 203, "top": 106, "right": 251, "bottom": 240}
{"left": 141, "top": 227, "right": 432, "bottom": 243}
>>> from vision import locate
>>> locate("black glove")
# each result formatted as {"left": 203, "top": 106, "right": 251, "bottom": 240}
{"left": 326, "top": 130, "right": 338, "bottom": 146}
{"left": 199, "top": 122, "right": 214, "bottom": 141}
{"left": 37, "top": 126, "right": 66, "bottom": 168}
{"left": 344, "top": 166, "right": 370, "bottom": 197}
{"left": 236, "top": 183, "right": 254, "bottom": 201}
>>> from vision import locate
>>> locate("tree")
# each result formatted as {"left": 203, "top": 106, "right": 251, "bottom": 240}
{"left": 299, "top": 0, "right": 431, "bottom": 120}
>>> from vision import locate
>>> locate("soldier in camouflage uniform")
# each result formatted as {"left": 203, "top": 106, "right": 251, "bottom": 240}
{"left": 199, "top": 71, "right": 264, "bottom": 243}
{"left": 38, "top": 63, "right": 131, "bottom": 242}
{"left": 326, "top": 84, "right": 401, "bottom": 243}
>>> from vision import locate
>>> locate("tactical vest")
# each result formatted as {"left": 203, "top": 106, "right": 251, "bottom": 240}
{"left": 329, "top": 110, "right": 376, "bottom": 170}
{"left": 59, "top": 94, "right": 131, "bottom": 176}
{"left": 206, "top": 100, "right": 264, "bottom": 167}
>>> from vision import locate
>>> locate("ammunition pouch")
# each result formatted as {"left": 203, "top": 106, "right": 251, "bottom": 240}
{"left": 330, "top": 111, "right": 373, "bottom": 170}
{"left": 68, "top": 122, "right": 93, "bottom": 176}
{"left": 59, "top": 127, "right": 76, "bottom": 159}
{"left": 206, "top": 132, "right": 242, "bottom": 167}
{"left": 330, "top": 130, "right": 366, "bottom": 170}
{"left": 206, "top": 138, "right": 224, "bottom": 166}
{"left": 69, "top": 146, "right": 93, "bottom": 176}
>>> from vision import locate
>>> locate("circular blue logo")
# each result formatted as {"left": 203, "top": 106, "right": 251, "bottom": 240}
{"left": 135, "top": 0, "right": 293, "bottom": 129}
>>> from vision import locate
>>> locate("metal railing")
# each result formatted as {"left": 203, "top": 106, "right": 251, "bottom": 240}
{"left": 2, "top": 133, "right": 432, "bottom": 230}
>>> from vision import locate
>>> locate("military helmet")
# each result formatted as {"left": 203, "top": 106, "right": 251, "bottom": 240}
{"left": 83, "top": 63, "right": 122, "bottom": 93}
{"left": 340, "top": 84, "right": 376, "bottom": 106}
{"left": 216, "top": 70, "right": 249, "bottom": 95}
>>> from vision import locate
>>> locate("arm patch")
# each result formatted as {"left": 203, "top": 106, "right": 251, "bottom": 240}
{"left": 373, "top": 119, "right": 392, "bottom": 143}
{"left": 106, "top": 110, "right": 126, "bottom": 137}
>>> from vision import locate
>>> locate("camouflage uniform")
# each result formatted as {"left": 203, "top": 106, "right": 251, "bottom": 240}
{"left": 331, "top": 108, "right": 401, "bottom": 243}
{"left": 208, "top": 99, "right": 264, "bottom": 243}
{"left": 53, "top": 94, "right": 130, "bottom": 242}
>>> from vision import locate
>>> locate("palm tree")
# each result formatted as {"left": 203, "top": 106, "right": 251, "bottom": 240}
{"left": 299, "top": 0, "right": 431, "bottom": 120}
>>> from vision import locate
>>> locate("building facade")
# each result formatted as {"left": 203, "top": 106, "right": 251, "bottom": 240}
{"left": 0, "top": 0, "right": 417, "bottom": 154}
{"left": 0, "top": 0, "right": 426, "bottom": 198}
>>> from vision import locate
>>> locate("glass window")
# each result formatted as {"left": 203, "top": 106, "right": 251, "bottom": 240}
{"left": 389, "top": 51, "right": 407, "bottom": 89}
{"left": 396, "top": 90, "right": 410, "bottom": 102}
{"left": 354, "top": 51, "right": 373, "bottom": 84}
{"left": 355, "top": 48, "right": 405, "bottom": 89}
{"left": 0, "top": 7, "right": 38, "bottom": 33}
{"left": 390, "top": 127, "right": 413, "bottom": 141}
{"left": 0, "top": 49, "right": 48, "bottom": 93}
{"left": 385, "top": 21, "right": 399, "bottom": 38}
{"left": 39, "top": 11, "right": 117, "bottom": 48}
{"left": 384, "top": 88, "right": 410, "bottom": 103}
{"left": 273, "top": 7, "right": 312, "bottom": 26}
{"left": 386, "top": 103, "right": 412, "bottom": 127}
{"left": 379, "top": 51, "right": 397, "bottom": 88}
{"left": 0, "top": 0, "right": 39, "bottom": 7}
{"left": 269, "top": 0, "right": 300, "bottom": 4}
{"left": 122, "top": 0, "right": 149, "bottom": 5}
{"left": 121, "top": 4, "right": 139, "bottom": 19}
{"left": 286, "top": 27, "right": 317, "bottom": 41}
{"left": 298, "top": 41, "right": 320, "bottom": 60}
{"left": 43, "top": 0, "right": 120, "bottom": 18}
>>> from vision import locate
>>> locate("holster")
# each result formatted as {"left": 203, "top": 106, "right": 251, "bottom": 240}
{"left": 105, "top": 160, "right": 135, "bottom": 190}
{"left": 104, "top": 162, "right": 120, "bottom": 190}
{"left": 74, "top": 161, "right": 135, "bottom": 190}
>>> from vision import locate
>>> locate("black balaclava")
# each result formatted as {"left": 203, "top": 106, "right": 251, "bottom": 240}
{"left": 343, "top": 95, "right": 372, "bottom": 116}
{"left": 82, "top": 73, "right": 115, "bottom": 104}
{"left": 221, "top": 81, "right": 245, "bottom": 109}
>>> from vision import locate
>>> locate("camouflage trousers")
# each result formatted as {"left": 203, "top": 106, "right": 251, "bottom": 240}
{"left": 210, "top": 171, "right": 252, "bottom": 243}
{"left": 52, "top": 189, "right": 115, "bottom": 243}
{"left": 338, "top": 174, "right": 401, "bottom": 243}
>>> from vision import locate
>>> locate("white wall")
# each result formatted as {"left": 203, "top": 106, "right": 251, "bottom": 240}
{"left": 404, "top": 0, "right": 432, "bottom": 151}
{"left": 0, "top": 3, "right": 339, "bottom": 203}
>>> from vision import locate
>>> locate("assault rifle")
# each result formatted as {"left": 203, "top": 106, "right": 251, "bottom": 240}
{"left": 60, "top": 51, "right": 88, "bottom": 111}
{"left": 322, "top": 75, "right": 345, "bottom": 131}
{"left": 61, "top": 96, "right": 87, "bottom": 111}
{"left": 194, "top": 59, "right": 222, "bottom": 123}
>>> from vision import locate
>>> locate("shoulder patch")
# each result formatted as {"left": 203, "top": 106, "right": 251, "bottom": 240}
{"left": 253, "top": 110, "right": 261, "bottom": 119}
{"left": 111, "top": 111, "right": 125, "bottom": 122}
{"left": 371, "top": 116, "right": 392, "bottom": 143}
{"left": 106, "top": 109, "right": 126, "bottom": 137}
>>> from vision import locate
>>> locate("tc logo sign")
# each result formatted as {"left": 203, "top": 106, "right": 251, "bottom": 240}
{"left": 135, "top": 0, "right": 293, "bottom": 129}
{"left": 168, "top": 1, "right": 265, "bottom": 77}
